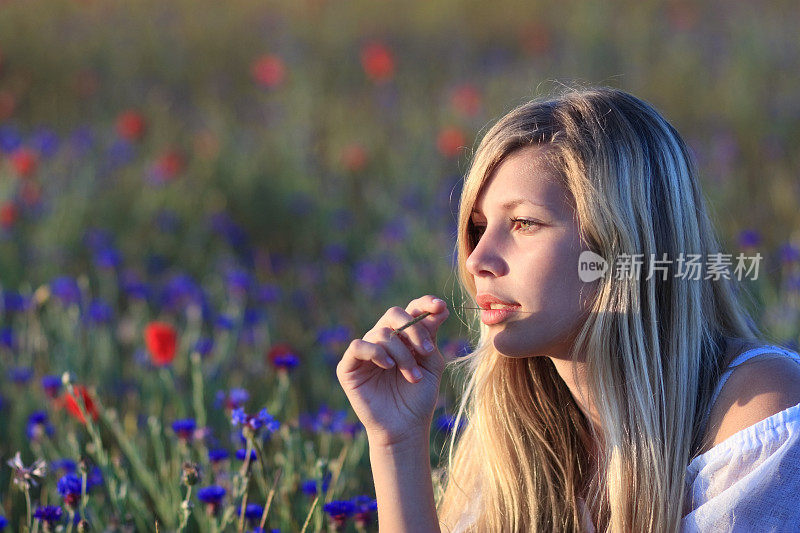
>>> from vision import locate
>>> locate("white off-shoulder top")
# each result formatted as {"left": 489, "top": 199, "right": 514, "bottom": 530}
{"left": 450, "top": 345, "right": 800, "bottom": 532}
{"left": 680, "top": 344, "right": 800, "bottom": 532}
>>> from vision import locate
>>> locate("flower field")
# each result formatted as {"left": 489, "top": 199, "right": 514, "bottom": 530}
{"left": 0, "top": 0, "right": 798, "bottom": 530}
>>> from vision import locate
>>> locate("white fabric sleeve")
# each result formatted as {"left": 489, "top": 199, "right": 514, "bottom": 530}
{"left": 681, "top": 402, "right": 800, "bottom": 532}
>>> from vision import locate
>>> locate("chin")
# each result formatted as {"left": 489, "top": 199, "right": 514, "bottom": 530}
{"left": 491, "top": 328, "right": 541, "bottom": 358}
{"left": 491, "top": 323, "right": 570, "bottom": 359}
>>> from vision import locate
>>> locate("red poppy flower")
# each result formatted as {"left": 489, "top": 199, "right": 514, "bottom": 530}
{"left": 11, "top": 148, "right": 37, "bottom": 178}
{"left": 450, "top": 84, "right": 482, "bottom": 117}
{"left": 436, "top": 127, "right": 466, "bottom": 158}
{"left": 62, "top": 385, "right": 99, "bottom": 424}
{"left": 145, "top": 321, "right": 178, "bottom": 366}
{"left": 360, "top": 42, "right": 394, "bottom": 84}
{"left": 340, "top": 143, "right": 368, "bottom": 173}
{"left": 0, "top": 201, "right": 18, "bottom": 230}
{"left": 251, "top": 54, "right": 286, "bottom": 89}
{"left": 115, "top": 110, "right": 147, "bottom": 141}
{"left": 152, "top": 149, "right": 185, "bottom": 182}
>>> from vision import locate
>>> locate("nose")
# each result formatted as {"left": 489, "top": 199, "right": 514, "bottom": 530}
{"left": 465, "top": 228, "right": 508, "bottom": 278}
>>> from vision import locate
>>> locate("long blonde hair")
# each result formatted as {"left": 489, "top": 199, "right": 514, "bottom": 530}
{"left": 436, "top": 86, "right": 761, "bottom": 532}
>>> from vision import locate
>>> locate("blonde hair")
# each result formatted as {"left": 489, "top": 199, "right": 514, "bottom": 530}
{"left": 435, "top": 86, "right": 761, "bottom": 532}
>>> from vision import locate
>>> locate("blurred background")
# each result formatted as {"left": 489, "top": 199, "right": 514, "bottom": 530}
{"left": 0, "top": 0, "right": 798, "bottom": 530}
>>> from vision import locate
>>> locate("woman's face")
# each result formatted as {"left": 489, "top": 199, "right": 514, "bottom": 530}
{"left": 465, "top": 144, "right": 596, "bottom": 360}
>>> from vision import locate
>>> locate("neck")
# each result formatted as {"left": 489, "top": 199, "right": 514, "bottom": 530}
{"left": 548, "top": 355, "right": 605, "bottom": 446}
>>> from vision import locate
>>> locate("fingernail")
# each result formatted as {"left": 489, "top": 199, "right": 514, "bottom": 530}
{"left": 423, "top": 340, "right": 434, "bottom": 353}
{"left": 384, "top": 357, "right": 395, "bottom": 367}
{"left": 412, "top": 367, "right": 423, "bottom": 380}
{"left": 432, "top": 298, "right": 445, "bottom": 305}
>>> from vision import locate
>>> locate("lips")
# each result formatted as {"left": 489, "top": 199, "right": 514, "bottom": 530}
{"left": 476, "top": 293, "right": 521, "bottom": 325}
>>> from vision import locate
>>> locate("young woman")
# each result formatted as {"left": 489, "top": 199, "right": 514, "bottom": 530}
{"left": 336, "top": 86, "right": 800, "bottom": 532}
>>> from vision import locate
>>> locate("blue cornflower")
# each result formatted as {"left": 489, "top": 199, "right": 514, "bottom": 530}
{"left": 31, "top": 127, "right": 60, "bottom": 158}
{"left": 380, "top": 217, "right": 408, "bottom": 245}
{"left": 106, "top": 138, "right": 135, "bottom": 168}
{"left": 322, "top": 243, "right": 348, "bottom": 264}
{"left": 86, "top": 299, "right": 113, "bottom": 325}
{"left": 9, "top": 366, "right": 33, "bottom": 385}
{"left": 224, "top": 267, "right": 251, "bottom": 295}
{"left": 231, "top": 408, "right": 248, "bottom": 426}
{"left": 299, "top": 405, "right": 348, "bottom": 433}
{"left": 33, "top": 505, "right": 63, "bottom": 525}
{"left": 41, "top": 375, "right": 62, "bottom": 398}
{"left": 219, "top": 388, "right": 250, "bottom": 411}
{"left": 57, "top": 473, "right": 84, "bottom": 508}
{"left": 215, "top": 314, "right": 235, "bottom": 330}
{"left": 160, "top": 273, "right": 203, "bottom": 311}
{"left": 0, "top": 327, "right": 15, "bottom": 350}
{"left": 172, "top": 419, "right": 197, "bottom": 441}
{"left": 322, "top": 500, "right": 356, "bottom": 528}
{"left": 232, "top": 407, "right": 280, "bottom": 436}
{"left": 194, "top": 338, "right": 214, "bottom": 356}
{"left": 351, "top": 495, "right": 378, "bottom": 527}
{"left": 0, "top": 124, "right": 22, "bottom": 153}
{"left": 256, "top": 284, "right": 281, "bottom": 304}
{"left": 316, "top": 325, "right": 351, "bottom": 346}
{"left": 208, "top": 448, "right": 230, "bottom": 464}
{"left": 738, "top": 229, "right": 761, "bottom": 248}
{"left": 50, "top": 276, "right": 81, "bottom": 306}
{"left": 196, "top": 485, "right": 226, "bottom": 514}
{"left": 267, "top": 344, "right": 300, "bottom": 373}
{"left": 243, "top": 308, "right": 262, "bottom": 327}
{"left": 235, "top": 449, "right": 257, "bottom": 462}
{"left": 3, "top": 290, "right": 29, "bottom": 312}
{"left": 87, "top": 466, "right": 103, "bottom": 489}
{"left": 83, "top": 228, "right": 113, "bottom": 252}
{"left": 256, "top": 409, "right": 280, "bottom": 433}
{"left": 780, "top": 243, "right": 800, "bottom": 264}
{"left": 229, "top": 388, "right": 250, "bottom": 408}
{"left": 121, "top": 271, "right": 149, "bottom": 300}
{"left": 0, "top": 515, "right": 7, "bottom": 529}
{"left": 300, "top": 471, "right": 332, "bottom": 497}
{"left": 353, "top": 256, "right": 395, "bottom": 294}
{"left": 94, "top": 247, "right": 121, "bottom": 270}
{"left": 27, "top": 411, "right": 54, "bottom": 441}
{"left": 68, "top": 125, "right": 95, "bottom": 154}
{"left": 238, "top": 503, "right": 264, "bottom": 525}
{"left": 52, "top": 458, "right": 77, "bottom": 473}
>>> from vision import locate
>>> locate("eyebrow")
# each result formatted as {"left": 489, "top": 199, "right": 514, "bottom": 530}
{"left": 471, "top": 198, "right": 552, "bottom": 214}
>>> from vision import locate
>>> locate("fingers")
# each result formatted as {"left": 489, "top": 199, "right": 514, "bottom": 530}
{"left": 339, "top": 296, "right": 451, "bottom": 384}
{"left": 369, "top": 305, "right": 440, "bottom": 358}
{"left": 405, "top": 295, "right": 449, "bottom": 340}
{"left": 338, "top": 339, "right": 396, "bottom": 377}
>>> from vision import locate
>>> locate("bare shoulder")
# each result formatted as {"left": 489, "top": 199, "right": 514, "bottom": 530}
{"left": 703, "top": 350, "right": 800, "bottom": 451}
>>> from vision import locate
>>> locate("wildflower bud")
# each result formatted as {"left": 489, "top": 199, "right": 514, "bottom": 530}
{"left": 182, "top": 462, "right": 200, "bottom": 486}
{"left": 62, "top": 371, "right": 75, "bottom": 386}
{"left": 241, "top": 425, "right": 255, "bottom": 441}
{"left": 77, "top": 518, "right": 90, "bottom": 532}
{"left": 34, "top": 285, "right": 51, "bottom": 305}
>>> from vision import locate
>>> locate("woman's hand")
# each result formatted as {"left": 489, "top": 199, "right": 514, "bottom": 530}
{"left": 336, "top": 295, "right": 450, "bottom": 447}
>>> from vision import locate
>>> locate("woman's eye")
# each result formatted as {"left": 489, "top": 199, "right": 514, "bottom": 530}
{"left": 511, "top": 218, "right": 539, "bottom": 231}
